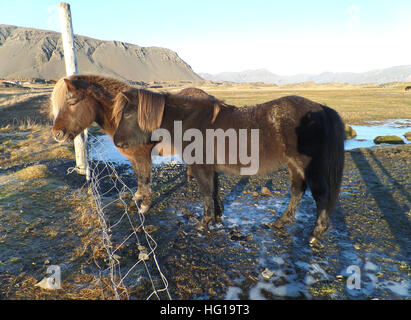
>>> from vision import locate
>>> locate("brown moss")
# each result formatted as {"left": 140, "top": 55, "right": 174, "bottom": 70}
{"left": 14, "top": 164, "right": 52, "bottom": 180}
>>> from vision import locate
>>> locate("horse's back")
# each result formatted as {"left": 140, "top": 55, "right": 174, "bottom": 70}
{"left": 265, "top": 95, "right": 343, "bottom": 168}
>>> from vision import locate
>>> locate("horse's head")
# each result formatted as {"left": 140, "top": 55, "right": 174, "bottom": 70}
{"left": 113, "top": 89, "right": 165, "bottom": 149}
{"left": 51, "top": 76, "right": 98, "bottom": 143}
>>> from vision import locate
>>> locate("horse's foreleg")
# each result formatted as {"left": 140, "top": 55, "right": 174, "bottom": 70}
{"left": 190, "top": 165, "right": 218, "bottom": 230}
{"left": 135, "top": 168, "right": 152, "bottom": 213}
{"left": 273, "top": 165, "right": 306, "bottom": 228}
{"left": 130, "top": 155, "right": 152, "bottom": 214}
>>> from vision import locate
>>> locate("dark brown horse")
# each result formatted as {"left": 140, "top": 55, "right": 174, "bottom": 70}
{"left": 112, "top": 88, "right": 345, "bottom": 244}
{"left": 50, "top": 74, "right": 212, "bottom": 212}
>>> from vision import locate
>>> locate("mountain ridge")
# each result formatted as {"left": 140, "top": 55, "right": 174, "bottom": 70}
{"left": 200, "top": 65, "right": 411, "bottom": 85}
{"left": 0, "top": 24, "right": 202, "bottom": 82}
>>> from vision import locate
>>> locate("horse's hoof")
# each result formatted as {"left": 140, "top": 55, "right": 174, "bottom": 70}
{"left": 271, "top": 219, "right": 286, "bottom": 229}
{"left": 134, "top": 192, "right": 143, "bottom": 201}
{"left": 196, "top": 218, "right": 211, "bottom": 232}
{"left": 308, "top": 235, "right": 318, "bottom": 246}
{"left": 196, "top": 223, "right": 206, "bottom": 232}
{"left": 139, "top": 204, "right": 149, "bottom": 214}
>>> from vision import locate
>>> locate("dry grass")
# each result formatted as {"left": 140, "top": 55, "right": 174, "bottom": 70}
{"left": 0, "top": 124, "right": 74, "bottom": 168}
{"left": 14, "top": 164, "right": 52, "bottom": 180}
{"left": 0, "top": 86, "right": 128, "bottom": 300}
{"left": 198, "top": 85, "right": 411, "bottom": 125}
{"left": 0, "top": 92, "right": 50, "bottom": 108}
{"left": 1, "top": 273, "right": 109, "bottom": 300}
{"left": 0, "top": 161, "right": 113, "bottom": 299}
{"left": 162, "top": 81, "right": 411, "bottom": 125}
{"left": 0, "top": 86, "right": 52, "bottom": 127}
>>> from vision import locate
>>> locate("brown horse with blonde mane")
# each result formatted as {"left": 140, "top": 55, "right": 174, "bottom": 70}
{"left": 50, "top": 74, "right": 213, "bottom": 212}
{"left": 112, "top": 88, "right": 345, "bottom": 244}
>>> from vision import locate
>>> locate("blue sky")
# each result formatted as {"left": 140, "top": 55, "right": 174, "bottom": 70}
{"left": 1, "top": 0, "right": 411, "bottom": 75}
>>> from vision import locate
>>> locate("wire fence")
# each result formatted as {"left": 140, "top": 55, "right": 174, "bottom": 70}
{"left": 83, "top": 133, "right": 171, "bottom": 300}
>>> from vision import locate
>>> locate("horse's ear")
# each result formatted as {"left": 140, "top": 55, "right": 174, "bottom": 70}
{"left": 63, "top": 78, "right": 88, "bottom": 92}
{"left": 117, "top": 90, "right": 134, "bottom": 102}
{"left": 137, "top": 90, "right": 165, "bottom": 132}
{"left": 211, "top": 103, "right": 221, "bottom": 124}
{"left": 63, "top": 78, "right": 77, "bottom": 91}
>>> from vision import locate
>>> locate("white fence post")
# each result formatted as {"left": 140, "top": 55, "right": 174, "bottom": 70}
{"left": 58, "top": 2, "right": 90, "bottom": 180}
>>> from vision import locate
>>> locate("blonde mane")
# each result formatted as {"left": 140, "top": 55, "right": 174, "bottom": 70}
{"left": 50, "top": 74, "right": 131, "bottom": 120}
{"left": 50, "top": 77, "right": 68, "bottom": 119}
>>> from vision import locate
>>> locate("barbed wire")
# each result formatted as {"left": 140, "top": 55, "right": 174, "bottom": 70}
{"left": 84, "top": 133, "right": 171, "bottom": 300}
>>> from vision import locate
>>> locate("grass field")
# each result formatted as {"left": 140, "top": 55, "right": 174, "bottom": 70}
{"left": 186, "top": 82, "right": 411, "bottom": 125}
{"left": 2, "top": 80, "right": 410, "bottom": 126}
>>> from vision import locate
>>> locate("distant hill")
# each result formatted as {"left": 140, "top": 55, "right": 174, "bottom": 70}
{"left": 199, "top": 69, "right": 282, "bottom": 84}
{"left": 200, "top": 66, "right": 411, "bottom": 85}
{"left": 0, "top": 24, "right": 202, "bottom": 82}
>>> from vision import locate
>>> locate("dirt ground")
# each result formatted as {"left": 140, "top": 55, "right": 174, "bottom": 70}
{"left": 123, "top": 145, "right": 411, "bottom": 300}
{"left": 1, "top": 141, "right": 409, "bottom": 299}
{"left": 0, "top": 84, "right": 410, "bottom": 300}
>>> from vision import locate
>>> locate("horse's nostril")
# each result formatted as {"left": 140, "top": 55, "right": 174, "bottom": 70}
{"left": 116, "top": 141, "right": 128, "bottom": 149}
{"left": 55, "top": 130, "right": 65, "bottom": 140}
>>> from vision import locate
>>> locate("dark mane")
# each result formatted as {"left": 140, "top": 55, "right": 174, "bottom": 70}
{"left": 67, "top": 74, "right": 130, "bottom": 102}
{"left": 112, "top": 88, "right": 231, "bottom": 128}
{"left": 167, "top": 91, "right": 221, "bottom": 107}
{"left": 177, "top": 87, "right": 216, "bottom": 99}
{"left": 167, "top": 91, "right": 234, "bottom": 119}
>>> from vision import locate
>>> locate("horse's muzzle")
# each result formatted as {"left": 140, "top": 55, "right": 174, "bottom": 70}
{"left": 115, "top": 141, "right": 129, "bottom": 149}
{"left": 54, "top": 129, "right": 65, "bottom": 141}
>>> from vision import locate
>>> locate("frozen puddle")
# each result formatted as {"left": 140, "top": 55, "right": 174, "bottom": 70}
{"left": 225, "top": 249, "right": 410, "bottom": 300}
{"left": 88, "top": 119, "right": 411, "bottom": 165}
{"left": 222, "top": 191, "right": 410, "bottom": 300}
{"left": 345, "top": 119, "right": 411, "bottom": 150}
{"left": 88, "top": 134, "right": 183, "bottom": 166}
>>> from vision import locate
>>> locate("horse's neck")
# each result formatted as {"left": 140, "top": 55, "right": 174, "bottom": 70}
{"left": 93, "top": 96, "right": 117, "bottom": 137}
{"left": 164, "top": 96, "right": 214, "bottom": 122}
{"left": 161, "top": 101, "right": 203, "bottom": 132}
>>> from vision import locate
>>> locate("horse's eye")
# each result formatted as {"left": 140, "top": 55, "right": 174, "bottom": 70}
{"left": 124, "top": 112, "right": 133, "bottom": 119}
{"left": 67, "top": 98, "right": 79, "bottom": 106}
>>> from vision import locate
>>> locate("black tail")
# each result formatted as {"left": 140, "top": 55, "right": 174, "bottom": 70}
{"left": 322, "top": 106, "right": 345, "bottom": 212}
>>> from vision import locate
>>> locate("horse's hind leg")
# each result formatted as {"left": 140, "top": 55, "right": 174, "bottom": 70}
{"left": 273, "top": 165, "right": 306, "bottom": 228}
{"left": 190, "top": 165, "right": 218, "bottom": 230}
{"left": 213, "top": 171, "right": 223, "bottom": 223}
{"left": 307, "top": 176, "right": 330, "bottom": 245}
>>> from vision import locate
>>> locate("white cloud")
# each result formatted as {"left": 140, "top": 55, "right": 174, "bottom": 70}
{"left": 346, "top": 5, "right": 361, "bottom": 30}
{"left": 182, "top": 29, "right": 411, "bottom": 76}
{"left": 46, "top": 5, "right": 60, "bottom": 31}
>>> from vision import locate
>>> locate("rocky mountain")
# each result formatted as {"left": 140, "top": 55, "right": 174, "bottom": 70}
{"left": 200, "top": 65, "right": 411, "bottom": 85}
{"left": 0, "top": 24, "right": 202, "bottom": 82}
